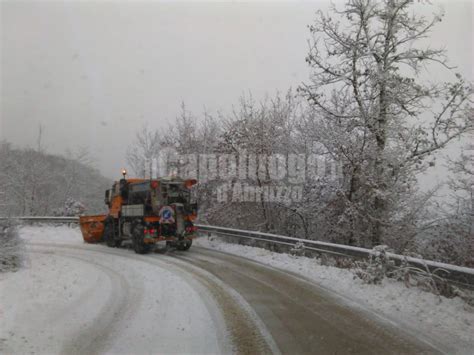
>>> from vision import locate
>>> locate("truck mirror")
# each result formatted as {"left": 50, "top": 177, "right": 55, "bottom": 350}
{"left": 104, "top": 190, "right": 110, "bottom": 206}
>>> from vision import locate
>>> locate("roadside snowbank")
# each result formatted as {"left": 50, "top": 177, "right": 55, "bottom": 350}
{"left": 195, "top": 236, "right": 474, "bottom": 354}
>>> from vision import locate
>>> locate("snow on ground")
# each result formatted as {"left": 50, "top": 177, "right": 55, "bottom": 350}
{"left": 3, "top": 225, "right": 473, "bottom": 354}
{"left": 195, "top": 236, "right": 474, "bottom": 354}
{"left": 18, "top": 224, "right": 83, "bottom": 245}
{"left": 0, "top": 225, "right": 228, "bottom": 354}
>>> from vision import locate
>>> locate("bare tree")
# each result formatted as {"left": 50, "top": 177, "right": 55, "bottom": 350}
{"left": 440, "top": 132, "right": 474, "bottom": 265}
{"left": 216, "top": 91, "right": 303, "bottom": 232}
{"left": 449, "top": 134, "right": 474, "bottom": 235}
{"left": 126, "top": 125, "right": 162, "bottom": 178}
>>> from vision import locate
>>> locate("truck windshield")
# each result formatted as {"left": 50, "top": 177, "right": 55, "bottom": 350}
{"left": 163, "top": 184, "right": 189, "bottom": 204}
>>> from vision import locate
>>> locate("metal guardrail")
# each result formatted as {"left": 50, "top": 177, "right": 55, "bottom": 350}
{"left": 196, "top": 224, "right": 474, "bottom": 290}
{"left": 2, "top": 217, "right": 473, "bottom": 289}
{"left": 0, "top": 216, "right": 79, "bottom": 224}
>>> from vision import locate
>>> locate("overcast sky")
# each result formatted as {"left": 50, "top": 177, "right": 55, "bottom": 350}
{"left": 1, "top": 0, "right": 472, "bottom": 180}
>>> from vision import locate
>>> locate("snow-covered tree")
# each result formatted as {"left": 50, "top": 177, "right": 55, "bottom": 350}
{"left": 55, "top": 197, "right": 86, "bottom": 217}
{"left": 299, "top": 0, "right": 473, "bottom": 247}
{"left": 126, "top": 125, "right": 162, "bottom": 178}
{"left": 448, "top": 134, "right": 474, "bottom": 239}
{"left": 212, "top": 92, "right": 304, "bottom": 232}
{"left": 421, "top": 134, "right": 474, "bottom": 266}
{"left": 160, "top": 104, "right": 222, "bottom": 221}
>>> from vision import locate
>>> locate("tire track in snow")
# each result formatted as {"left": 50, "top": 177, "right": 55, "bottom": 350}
{"left": 156, "top": 254, "right": 279, "bottom": 355}
{"left": 28, "top": 243, "right": 275, "bottom": 354}
{"left": 29, "top": 247, "right": 141, "bottom": 355}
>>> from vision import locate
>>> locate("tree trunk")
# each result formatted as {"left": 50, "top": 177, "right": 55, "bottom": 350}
{"left": 372, "top": 77, "right": 388, "bottom": 247}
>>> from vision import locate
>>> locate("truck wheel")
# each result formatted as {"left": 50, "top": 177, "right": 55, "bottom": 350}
{"left": 104, "top": 218, "right": 121, "bottom": 248}
{"left": 177, "top": 239, "right": 192, "bottom": 251}
{"left": 132, "top": 224, "right": 150, "bottom": 254}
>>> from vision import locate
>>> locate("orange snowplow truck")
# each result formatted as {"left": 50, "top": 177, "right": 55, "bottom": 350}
{"left": 79, "top": 172, "right": 198, "bottom": 254}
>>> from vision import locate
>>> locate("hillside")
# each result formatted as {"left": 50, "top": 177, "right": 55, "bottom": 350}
{"left": 0, "top": 142, "right": 111, "bottom": 216}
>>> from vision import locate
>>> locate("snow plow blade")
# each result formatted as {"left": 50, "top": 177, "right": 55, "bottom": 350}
{"left": 79, "top": 215, "right": 107, "bottom": 243}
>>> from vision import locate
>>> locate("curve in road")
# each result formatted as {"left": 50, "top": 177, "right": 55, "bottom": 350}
{"left": 166, "top": 247, "right": 441, "bottom": 355}
{"left": 22, "top": 242, "right": 442, "bottom": 354}
{"left": 25, "top": 243, "right": 277, "bottom": 354}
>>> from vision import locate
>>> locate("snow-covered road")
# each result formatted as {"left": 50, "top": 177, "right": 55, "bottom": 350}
{"left": 1, "top": 226, "right": 277, "bottom": 354}
{"left": 0, "top": 226, "right": 454, "bottom": 354}
{"left": 1, "top": 241, "right": 231, "bottom": 354}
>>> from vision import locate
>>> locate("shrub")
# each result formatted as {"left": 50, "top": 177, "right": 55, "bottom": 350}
{"left": 0, "top": 220, "right": 24, "bottom": 272}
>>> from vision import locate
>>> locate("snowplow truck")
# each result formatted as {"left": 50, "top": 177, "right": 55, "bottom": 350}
{"left": 79, "top": 174, "right": 198, "bottom": 254}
